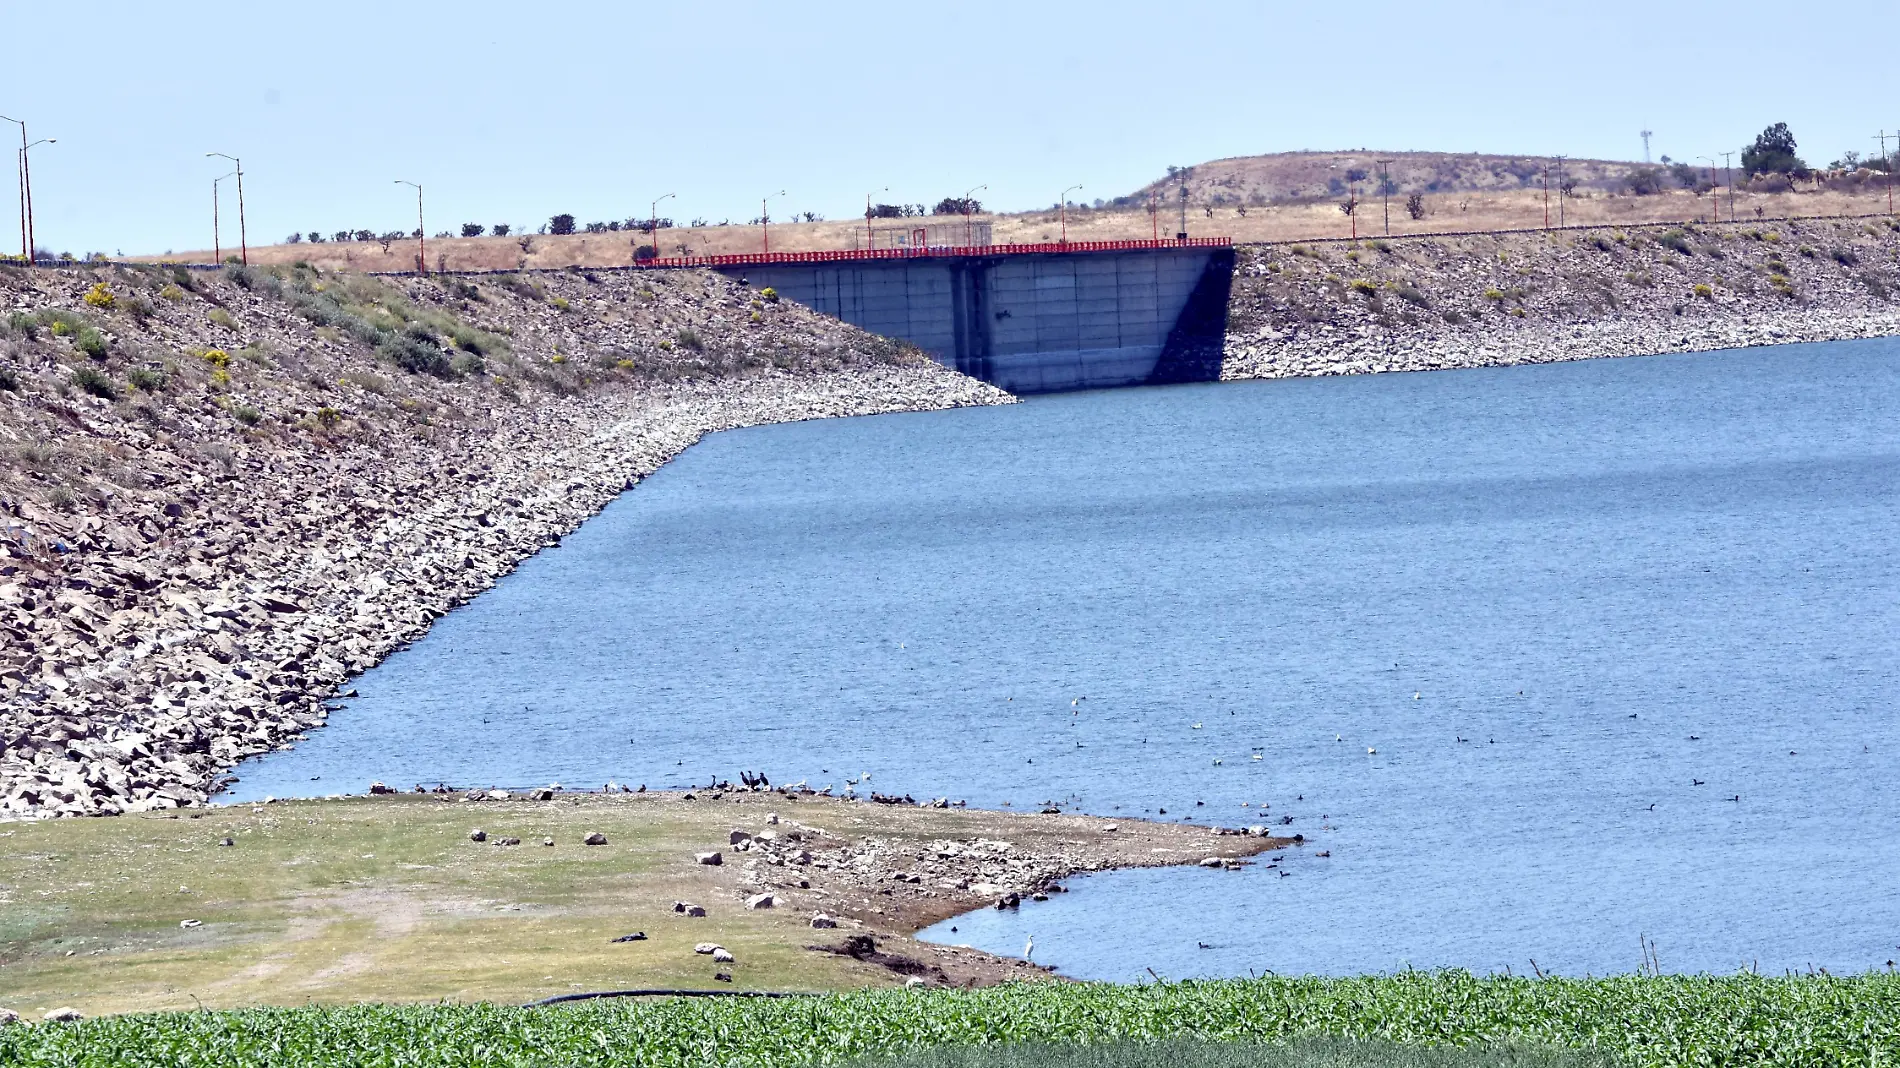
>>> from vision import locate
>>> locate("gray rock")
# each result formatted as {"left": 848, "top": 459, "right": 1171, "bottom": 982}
{"left": 469, "top": 829, "right": 487, "bottom": 842}
{"left": 43, "top": 1007, "right": 83, "bottom": 1023}
{"left": 696, "top": 851, "right": 723, "bottom": 866}
{"left": 583, "top": 832, "right": 607, "bottom": 846}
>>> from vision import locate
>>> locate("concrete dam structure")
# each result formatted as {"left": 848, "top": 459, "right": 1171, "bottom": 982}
{"left": 703, "top": 240, "right": 1235, "bottom": 393}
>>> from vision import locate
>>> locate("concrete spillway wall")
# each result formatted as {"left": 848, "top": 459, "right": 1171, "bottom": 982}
{"left": 717, "top": 245, "right": 1234, "bottom": 393}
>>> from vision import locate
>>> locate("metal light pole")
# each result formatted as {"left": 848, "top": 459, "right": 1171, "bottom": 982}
{"left": 1877, "top": 132, "right": 1894, "bottom": 216}
{"left": 1554, "top": 155, "right": 1568, "bottom": 227}
{"left": 1058, "top": 184, "right": 1082, "bottom": 244}
{"left": 207, "top": 153, "right": 247, "bottom": 264}
{"left": 19, "top": 139, "right": 52, "bottom": 262}
{"left": 213, "top": 171, "right": 236, "bottom": 264}
{"left": 648, "top": 192, "right": 674, "bottom": 262}
{"left": 1710, "top": 153, "right": 1725, "bottom": 222}
{"left": 395, "top": 181, "right": 424, "bottom": 274}
{"left": 863, "top": 187, "right": 886, "bottom": 250}
{"left": 762, "top": 190, "right": 785, "bottom": 253}
{"left": 961, "top": 184, "right": 986, "bottom": 247}
{"left": 1721, "top": 150, "right": 1736, "bottom": 220}
{"left": 1375, "top": 159, "right": 1396, "bottom": 235}
{"left": 0, "top": 115, "right": 25, "bottom": 260}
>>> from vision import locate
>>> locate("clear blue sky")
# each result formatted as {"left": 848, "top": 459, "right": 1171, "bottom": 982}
{"left": 7, "top": 0, "right": 1897, "bottom": 256}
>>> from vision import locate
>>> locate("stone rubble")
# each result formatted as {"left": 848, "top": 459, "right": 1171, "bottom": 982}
{"left": 0, "top": 263, "right": 1010, "bottom": 818}
{"left": 1224, "top": 219, "right": 1900, "bottom": 381}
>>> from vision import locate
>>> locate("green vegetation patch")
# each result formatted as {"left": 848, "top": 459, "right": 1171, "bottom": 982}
{"left": 3, "top": 972, "right": 1898, "bottom": 1067}
{"left": 852, "top": 1038, "right": 1607, "bottom": 1068}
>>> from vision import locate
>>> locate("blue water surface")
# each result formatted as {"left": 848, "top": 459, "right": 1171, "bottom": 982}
{"left": 233, "top": 338, "right": 1900, "bottom": 980}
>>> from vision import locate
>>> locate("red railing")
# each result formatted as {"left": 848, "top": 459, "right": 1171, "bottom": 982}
{"left": 629, "top": 236, "right": 1232, "bottom": 270}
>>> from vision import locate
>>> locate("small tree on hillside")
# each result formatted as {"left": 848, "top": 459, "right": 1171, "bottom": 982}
{"left": 1406, "top": 192, "right": 1426, "bottom": 219}
{"left": 1743, "top": 123, "right": 1805, "bottom": 177}
{"left": 493, "top": 224, "right": 512, "bottom": 237}
{"left": 461, "top": 223, "right": 485, "bottom": 238}
{"left": 549, "top": 214, "right": 576, "bottom": 235}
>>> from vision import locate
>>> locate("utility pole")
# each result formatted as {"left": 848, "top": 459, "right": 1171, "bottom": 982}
{"left": 1059, "top": 184, "right": 1082, "bottom": 244}
{"left": 1348, "top": 173, "right": 1359, "bottom": 240}
{"left": 1375, "top": 159, "right": 1396, "bottom": 235}
{"left": 1641, "top": 129, "right": 1653, "bottom": 164}
{"left": 762, "top": 190, "right": 784, "bottom": 253}
{"left": 213, "top": 171, "right": 235, "bottom": 264}
{"left": 207, "top": 153, "right": 247, "bottom": 264}
{"left": 1554, "top": 155, "right": 1568, "bottom": 227}
{"left": 1542, "top": 162, "right": 1550, "bottom": 229}
{"left": 394, "top": 181, "right": 424, "bottom": 274}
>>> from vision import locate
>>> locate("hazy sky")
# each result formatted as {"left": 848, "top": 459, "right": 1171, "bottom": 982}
{"left": 6, "top": 0, "right": 1897, "bottom": 255}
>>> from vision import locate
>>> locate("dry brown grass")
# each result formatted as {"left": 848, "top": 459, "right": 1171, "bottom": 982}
{"left": 136, "top": 189, "right": 1899, "bottom": 272}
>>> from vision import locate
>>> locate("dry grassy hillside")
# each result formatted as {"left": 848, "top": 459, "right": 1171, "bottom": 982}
{"left": 144, "top": 190, "right": 1899, "bottom": 274}
{"left": 1124, "top": 151, "right": 1650, "bottom": 207}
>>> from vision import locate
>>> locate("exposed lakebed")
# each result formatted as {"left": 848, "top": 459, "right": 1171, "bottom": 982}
{"left": 234, "top": 338, "right": 1900, "bottom": 979}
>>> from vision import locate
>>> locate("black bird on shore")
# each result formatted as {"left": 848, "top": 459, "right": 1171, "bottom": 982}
{"left": 1727, "top": 795, "right": 1741, "bottom": 802}
{"left": 1692, "top": 779, "right": 1704, "bottom": 785}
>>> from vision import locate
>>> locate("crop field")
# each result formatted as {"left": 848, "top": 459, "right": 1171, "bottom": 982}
{"left": 1, "top": 971, "right": 1895, "bottom": 1067}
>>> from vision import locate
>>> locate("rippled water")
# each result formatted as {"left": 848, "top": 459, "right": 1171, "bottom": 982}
{"left": 233, "top": 338, "right": 1900, "bottom": 979}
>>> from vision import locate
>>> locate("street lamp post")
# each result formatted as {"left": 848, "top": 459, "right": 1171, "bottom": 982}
{"left": 1721, "top": 150, "right": 1736, "bottom": 220}
{"left": 1, "top": 115, "right": 25, "bottom": 260}
{"left": 206, "top": 153, "right": 247, "bottom": 264}
{"left": 1554, "top": 155, "right": 1568, "bottom": 227}
{"left": 2, "top": 117, "right": 51, "bottom": 262}
{"left": 213, "top": 171, "right": 236, "bottom": 264}
{"left": 961, "top": 184, "right": 986, "bottom": 247}
{"left": 1059, "top": 184, "right": 1082, "bottom": 245}
{"left": 762, "top": 190, "right": 785, "bottom": 253}
{"left": 394, "top": 181, "right": 424, "bottom": 274}
{"left": 1876, "top": 132, "right": 1894, "bottom": 216}
{"left": 1542, "top": 162, "right": 1551, "bottom": 229}
{"left": 863, "top": 187, "right": 887, "bottom": 251}
{"left": 648, "top": 192, "right": 674, "bottom": 262}
{"left": 18, "top": 139, "right": 52, "bottom": 262}
{"left": 1375, "top": 159, "right": 1396, "bottom": 235}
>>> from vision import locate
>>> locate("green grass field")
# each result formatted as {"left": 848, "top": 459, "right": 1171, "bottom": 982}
{"left": 2, "top": 971, "right": 1895, "bottom": 1067}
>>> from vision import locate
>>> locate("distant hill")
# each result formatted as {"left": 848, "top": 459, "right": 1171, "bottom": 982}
{"left": 1117, "top": 151, "right": 1654, "bottom": 208}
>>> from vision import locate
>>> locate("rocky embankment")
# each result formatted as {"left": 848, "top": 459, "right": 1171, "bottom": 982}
{"left": 1224, "top": 217, "right": 1900, "bottom": 378}
{"left": 0, "top": 263, "right": 1011, "bottom": 817}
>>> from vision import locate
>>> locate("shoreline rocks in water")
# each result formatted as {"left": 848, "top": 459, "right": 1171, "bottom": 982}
{"left": 1223, "top": 218, "right": 1900, "bottom": 379}
{"left": 0, "top": 263, "right": 1010, "bottom": 818}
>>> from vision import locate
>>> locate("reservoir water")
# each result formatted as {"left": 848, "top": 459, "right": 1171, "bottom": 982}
{"left": 232, "top": 338, "right": 1900, "bottom": 980}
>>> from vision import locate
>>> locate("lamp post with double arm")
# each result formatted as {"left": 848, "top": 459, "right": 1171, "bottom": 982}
{"left": 206, "top": 153, "right": 247, "bottom": 264}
